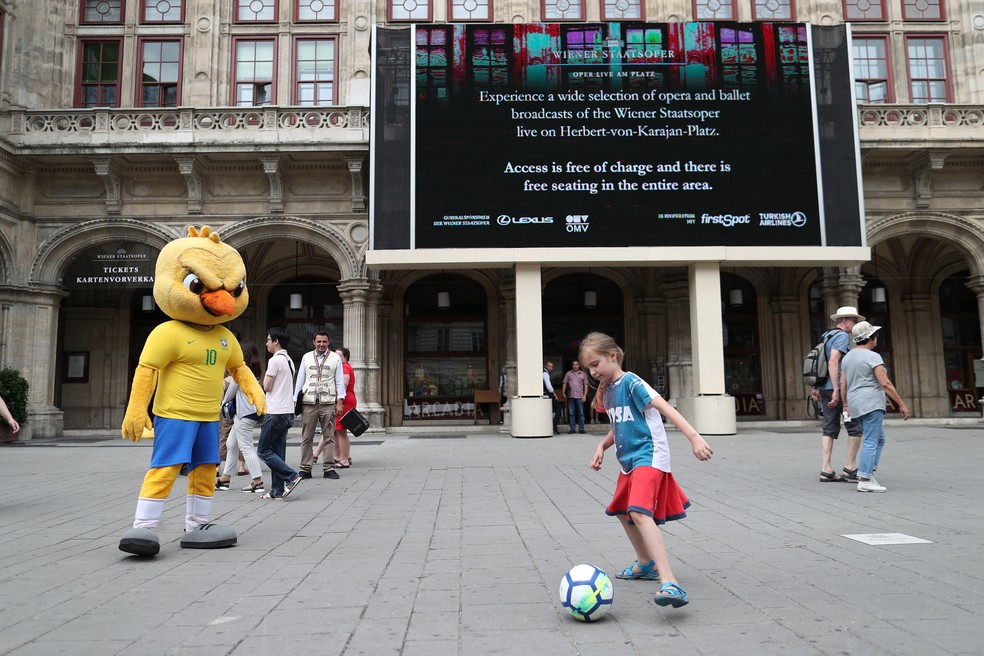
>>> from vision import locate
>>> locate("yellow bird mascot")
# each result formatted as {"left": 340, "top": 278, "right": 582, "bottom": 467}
{"left": 119, "top": 226, "right": 266, "bottom": 556}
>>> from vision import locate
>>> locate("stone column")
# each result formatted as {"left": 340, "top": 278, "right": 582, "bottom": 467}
{"left": 0, "top": 287, "right": 67, "bottom": 438}
{"left": 499, "top": 275, "right": 517, "bottom": 433}
{"left": 662, "top": 271, "right": 692, "bottom": 406}
{"left": 820, "top": 267, "right": 864, "bottom": 317}
{"left": 338, "top": 278, "right": 384, "bottom": 432}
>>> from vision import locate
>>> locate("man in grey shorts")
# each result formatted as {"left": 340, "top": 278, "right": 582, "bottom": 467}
{"left": 811, "top": 306, "right": 863, "bottom": 482}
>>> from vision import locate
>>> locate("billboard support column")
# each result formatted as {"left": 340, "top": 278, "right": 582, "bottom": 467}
{"left": 677, "top": 262, "right": 736, "bottom": 435}
{"left": 510, "top": 263, "right": 553, "bottom": 438}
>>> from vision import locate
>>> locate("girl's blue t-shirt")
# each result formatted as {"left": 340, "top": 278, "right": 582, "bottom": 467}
{"left": 602, "top": 372, "right": 671, "bottom": 474}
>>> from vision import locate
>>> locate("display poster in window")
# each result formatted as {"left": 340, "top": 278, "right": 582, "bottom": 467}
{"left": 411, "top": 22, "right": 834, "bottom": 249}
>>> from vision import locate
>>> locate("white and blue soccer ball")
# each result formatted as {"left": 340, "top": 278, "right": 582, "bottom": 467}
{"left": 559, "top": 564, "right": 614, "bottom": 621}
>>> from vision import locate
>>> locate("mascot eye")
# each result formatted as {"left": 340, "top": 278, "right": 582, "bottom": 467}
{"left": 183, "top": 273, "right": 205, "bottom": 294}
{"left": 231, "top": 280, "right": 246, "bottom": 298}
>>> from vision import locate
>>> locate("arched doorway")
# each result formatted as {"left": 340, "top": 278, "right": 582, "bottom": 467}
{"left": 542, "top": 273, "right": 623, "bottom": 423}
{"left": 939, "top": 271, "right": 982, "bottom": 415}
{"left": 55, "top": 241, "right": 161, "bottom": 429}
{"left": 402, "top": 274, "right": 489, "bottom": 421}
{"left": 721, "top": 272, "right": 763, "bottom": 416}
{"left": 267, "top": 276, "right": 343, "bottom": 362}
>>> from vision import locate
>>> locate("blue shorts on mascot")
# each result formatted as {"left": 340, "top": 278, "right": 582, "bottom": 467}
{"left": 119, "top": 226, "right": 267, "bottom": 556}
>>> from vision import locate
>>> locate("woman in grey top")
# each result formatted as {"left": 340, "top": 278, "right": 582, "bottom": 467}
{"left": 840, "top": 322, "right": 910, "bottom": 492}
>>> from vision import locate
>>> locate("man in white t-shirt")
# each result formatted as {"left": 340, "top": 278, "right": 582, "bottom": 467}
{"left": 256, "top": 327, "right": 302, "bottom": 499}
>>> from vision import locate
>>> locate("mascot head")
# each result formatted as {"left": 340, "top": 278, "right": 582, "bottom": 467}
{"left": 153, "top": 226, "right": 249, "bottom": 325}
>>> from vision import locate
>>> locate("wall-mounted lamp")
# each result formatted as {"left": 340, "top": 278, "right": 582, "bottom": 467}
{"left": 728, "top": 288, "right": 744, "bottom": 307}
{"left": 141, "top": 295, "right": 155, "bottom": 312}
{"left": 871, "top": 286, "right": 886, "bottom": 304}
{"left": 437, "top": 290, "right": 451, "bottom": 310}
{"left": 584, "top": 290, "right": 598, "bottom": 309}
{"left": 289, "top": 293, "right": 304, "bottom": 310}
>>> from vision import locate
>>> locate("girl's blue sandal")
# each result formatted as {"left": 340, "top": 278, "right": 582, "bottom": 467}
{"left": 654, "top": 582, "right": 689, "bottom": 608}
{"left": 616, "top": 559, "right": 659, "bottom": 580}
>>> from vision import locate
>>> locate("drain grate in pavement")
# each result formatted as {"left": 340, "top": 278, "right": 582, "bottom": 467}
{"left": 408, "top": 435, "right": 467, "bottom": 439}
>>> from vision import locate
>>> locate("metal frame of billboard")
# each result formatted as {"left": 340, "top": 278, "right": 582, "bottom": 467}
{"left": 369, "top": 22, "right": 869, "bottom": 269}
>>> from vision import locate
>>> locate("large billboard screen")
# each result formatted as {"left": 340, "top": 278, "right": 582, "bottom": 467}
{"left": 370, "top": 22, "right": 865, "bottom": 253}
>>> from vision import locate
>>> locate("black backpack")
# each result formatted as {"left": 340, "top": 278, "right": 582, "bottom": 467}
{"left": 802, "top": 329, "right": 837, "bottom": 387}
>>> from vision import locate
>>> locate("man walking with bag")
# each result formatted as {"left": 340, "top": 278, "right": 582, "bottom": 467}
{"left": 812, "top": 306, "right": 864, "bottom": 483}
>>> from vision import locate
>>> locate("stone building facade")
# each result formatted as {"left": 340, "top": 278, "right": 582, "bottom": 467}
{"left": 0, "top": 0, "right": 981, "bottom": 438}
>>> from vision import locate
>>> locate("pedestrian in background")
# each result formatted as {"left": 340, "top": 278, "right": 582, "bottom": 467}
{"left": 841, "top": 321, "right": 910, "bottom": 493}
{"left": 562, "top": 360, "right": 588, "bottom": 434}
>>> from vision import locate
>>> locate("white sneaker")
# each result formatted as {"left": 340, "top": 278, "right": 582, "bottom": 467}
{"left": 857, "top": 478, "right": 886, "bottom": 493}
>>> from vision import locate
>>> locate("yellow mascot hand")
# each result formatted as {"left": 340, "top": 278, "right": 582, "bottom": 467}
{"left": 122, "top": 365, "right": 159, "bottom": 442}
{"left": 230, "top": 362, "right": 267, "bottom": 416}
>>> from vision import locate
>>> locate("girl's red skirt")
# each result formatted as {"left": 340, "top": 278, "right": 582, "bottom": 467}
{"left": 606, "top": 466, "right": 690, "bottom": 525}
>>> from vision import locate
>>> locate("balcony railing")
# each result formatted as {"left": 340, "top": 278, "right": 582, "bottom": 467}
{"left": 1, "top": 105, "right": 370, "bottom": 153}
{"left": 0, "top": 104, "right": 980, "bottom": 153}
{"left": 857, "top": 104, "right": 984, "bottom": 147}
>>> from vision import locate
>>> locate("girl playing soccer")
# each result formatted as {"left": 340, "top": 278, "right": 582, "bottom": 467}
{"left": 580, "top": 332, "right": 713, "bottom": 608}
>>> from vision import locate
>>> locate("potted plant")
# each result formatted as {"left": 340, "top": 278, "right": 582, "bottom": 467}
{"left": 0, "top": 367, "right": 29, "bottom": 443}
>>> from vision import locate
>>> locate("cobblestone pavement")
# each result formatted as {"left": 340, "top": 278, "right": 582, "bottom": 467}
{"left": 1, "top": 421, "right": 982, "bottom": 655}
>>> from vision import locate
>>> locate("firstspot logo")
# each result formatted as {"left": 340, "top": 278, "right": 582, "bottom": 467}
{"left": 566, "top": 215, "right": 590, "bottom": 233}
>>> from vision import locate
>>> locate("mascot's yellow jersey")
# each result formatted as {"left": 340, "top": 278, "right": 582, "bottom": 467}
{"left": 140, "top": 320, "right": 244, "bottom": 422}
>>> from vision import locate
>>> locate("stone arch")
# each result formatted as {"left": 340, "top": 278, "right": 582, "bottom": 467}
{"left": 0, "top": 229, "right": 15, "bottom": 285}
{"left": 867, "top": 212, "right": 984, "bottom": 278}
{"left": 32, "top": 219, "right": 178, "bottom": 287}
{"left": 219, "top": 217, "right": 363, "bottom": 280}
{"left": 386, "top": 268, "right": 502, "bottom": 307}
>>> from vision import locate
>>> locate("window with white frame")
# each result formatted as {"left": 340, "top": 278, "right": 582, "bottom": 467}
{"left": 138, "top": 39, "right": 182, "bottom": 106}
{"left": 852, "top": 36, "right": 892, "bottom": 103}
{"left": 601, "top": 0, "right": 642, "bottom": 20}
{"left": 296, "top": 0, "right": 337, "bottom": 21}
{"left": 449, "top": 0, "right": 492, "bottom": 21}
{"left": 542, "top": 0, "right": 584, "bottom": 21}
{"left": 390, "top": 0, "right": 431, "bottom": 21}
{"left": 843, "top": 0, "right": 886, "bottom": 21}
{"left": 236, "top": 0, "right": 276, "bottom": 21}
{"left": 902, "top": 0, "right": 943, "bottom": 20}
{"left": 81, "top": 0, "right": 123, "bottom": 24}
{"left": 234, "top": 39, "right": 276, "bottom": 106}
{"left": 295, "top": 38, "right": 336, "bottom": 105}
{"left": 694, "top": 0, "right": 736, "bottom": 20}
{"left": 752, "top": 0, "right": 794, "bottom": 20}
{"left": 906, "top": 36, "right": 949, "bottom": 103}
{"left": 142, "top": 0, "right": 183, "bottom": 22}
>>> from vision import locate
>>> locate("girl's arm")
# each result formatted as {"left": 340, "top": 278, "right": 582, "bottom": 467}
{"left": 590, "top": 430, "right": 615, "bottom": 470}
{"left": 651, "top": 395, "right": 713, "bottom": 461}
{"left": 874, "top": 366, "right": 910, "bottom": 420}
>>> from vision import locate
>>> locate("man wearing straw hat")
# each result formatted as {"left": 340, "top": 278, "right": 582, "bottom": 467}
{"left": 811, "top": 306, "right": 864, "bottom": 483}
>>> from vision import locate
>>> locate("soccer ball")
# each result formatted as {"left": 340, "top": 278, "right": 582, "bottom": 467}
{"left": 559, "top": 564, "right": 614, "bottom": 621}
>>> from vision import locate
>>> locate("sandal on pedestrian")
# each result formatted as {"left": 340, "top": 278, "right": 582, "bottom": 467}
{"left": 259, "top": 491, "right": 279, "bottom": 500}
{"left": 819, "top": 470, "right": 846, "bottom": 482}
{"left": 842, "top": 468, "right": 859, "bottom": 482}
{"left": 654, "top": 582, "right": 689, "bottom": 608}
{"left": 616, "top": 559, "right": 659, "bottom": 580}
{"left": 281, "top": 475, "right": 303, "bottom": 500}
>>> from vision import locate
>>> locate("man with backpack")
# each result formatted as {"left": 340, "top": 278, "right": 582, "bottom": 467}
{"left": 811, "top": 306, "right": 864, "bottom": 483}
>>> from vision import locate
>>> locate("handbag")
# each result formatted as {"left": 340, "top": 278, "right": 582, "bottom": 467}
{"left": 220, "top": 397, "right": 237, "bottom": 421}
{"left": 339, "top": 408, "right": 370, "bottom": 436}
{"left": 294, "top": 391, "right": 303, "bottom": 416}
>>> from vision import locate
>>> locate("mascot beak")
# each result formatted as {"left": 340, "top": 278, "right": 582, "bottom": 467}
{"left": 201, "top": 289, "right": 236, "bottom": 316}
